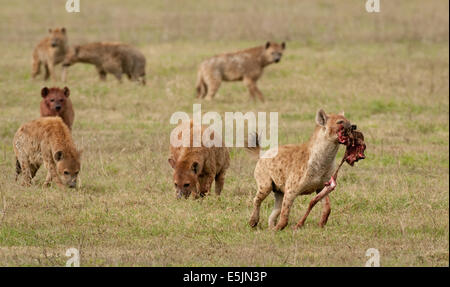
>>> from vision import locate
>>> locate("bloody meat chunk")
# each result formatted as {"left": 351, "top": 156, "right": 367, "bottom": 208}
{"left": 338, "top": 125, "right": 366, "bottom": 166}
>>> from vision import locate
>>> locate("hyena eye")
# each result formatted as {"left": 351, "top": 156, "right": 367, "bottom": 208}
{"left": 336, "top": 120, "right": 344, "bottom": 125}
{"left": 64, "top": 171, "right": 69, "bottom": 175}
{"left": 174, "top": 183, "right": 178, "bottom": 187}
{"left": 184, "top": 183, "right": 190, "bottom": 188}
{"left": 50, "top": 99, "right": 55, "bottom": 102}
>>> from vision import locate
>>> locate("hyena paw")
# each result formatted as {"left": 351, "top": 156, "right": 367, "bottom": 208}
{"left": 249, "top": 218, "right": 259, "bottom": 228}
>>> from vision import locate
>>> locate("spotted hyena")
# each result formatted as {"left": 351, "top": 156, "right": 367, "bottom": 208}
{"left": 14, "top": 117, "right": 81, "bottom": 188}
{"left": 32, "top": 28, "right": 68, "bottom": 81}
{"left": 40, "top": 86, "right": 75, "bottom": 130}
{"left": 247, "top": 109, "right": 355, "bottom": 230}
{"left": 196, "top": 41, "right": 285, "bottom": 101}
{"left": 62, "top": 42, "right": 146, "bottom": 85}
{"left": 168, "top": 120, "right": 230, "bottom": 199}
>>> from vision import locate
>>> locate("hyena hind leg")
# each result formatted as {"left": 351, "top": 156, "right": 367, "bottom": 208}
{"left": 15, "top": 159, "right": 21, "bottom": 181}
{"left": 17, "top": 160, "right": 33, "bottom": 186}
{"left": 214, "top": 170, "right": 226, "bottom": 196}
{"left": 249, "top": 178, "right": 273, "bottom": 228}
{"left": 196, "top": 77, "right": 207, "bottom": 98}
{"left": 139, "top": 74, "right": 146, "bottom": 85}
{"left": 268, "top": 191, "right": 283, "bottom": 229}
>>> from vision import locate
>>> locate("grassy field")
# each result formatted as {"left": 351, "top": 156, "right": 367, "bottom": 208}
{"left": 0, "top": 0, "right": 448, "bottom": 266}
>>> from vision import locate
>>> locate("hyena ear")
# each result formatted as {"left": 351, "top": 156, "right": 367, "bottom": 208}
{"left": 75, "top": 45, "right": 80, "bottom": 55}
{"left": 41, "top": 87, "right": 50, "bottom": 98}
{"left": 63, "top": 87, "right": 70, "bottom": 97}
{"left": 191, "top": 161, "right": 199, "bottom": 174}
{"left": 281, "top": 42, "right": 286, "bottom": 50}
{"left": 265, "top": 42, "right": 271, "bottom": 49}
{"left": 168, "top": 158, "right": 176, "bottom": 169}
{"left": 61, "top": 27, "right": 66, "bottom": 34}
{"left": 54, "top": 151, "right": 63, "bottom": 162}
{"left": 48, "top": 28, "right": 52, "bottom": 33}
{"left": 339, "top": 111, "right": 345, "bottom": 116}
{"left": 315, "top": 109, "right": 328, "bottom": 127}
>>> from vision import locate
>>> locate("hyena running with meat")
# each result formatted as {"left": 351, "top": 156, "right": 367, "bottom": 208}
{"left": 247, "top": 109, "right": 358, "bottom": 230}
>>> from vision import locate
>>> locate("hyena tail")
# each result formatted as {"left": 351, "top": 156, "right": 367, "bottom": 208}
{"left": 195, "top": 70, "right": 207, "bottom": 98}
{"left": 245, "top": 132, "right": 261, "bottom": 157}
{"left": 15, "top": 158, "right": 21, "bottom": 181}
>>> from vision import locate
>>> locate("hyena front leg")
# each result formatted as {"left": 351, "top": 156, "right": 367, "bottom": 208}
{"left": 318, "top": 195, "right": 331, "bottom": 228}
{"left": 244, "top": 77, "right": 264, "bottom": 102}
{"left": 104, "top": 60, "right": 123, "bottom": 83}
{"left": 204, "top": 74, "right": 221, "bottom": 100}
{"left": 253, "top": 84, "right": 265, "bottom": 102}
{"left": 43, "top": 159, "right": 63, "bottom": 188}
{"left": 112, "top": 72, "right": 123, "bottom": 83}
{"left": 47, "top": 61, "right": 57, "bottom": 81}
{"left": 29, "top": 164, "right": 40, "bottom": 180}
{"left": 198, "top": 174, "right": 214, "bottom": 198}
{"left": 44, "top": 171, "right": 52, "bottom": 187}
{"left": 96, "top": 66, "right": 107, "bottom": 81}
{"left": 295, "top": 178, "right": 336, "bottom": 229}
{"left": 44, "top": 63, "right": 50, "bottom": 80}
{"left": 32, "top": 58, "right": 41, "bottom": 79}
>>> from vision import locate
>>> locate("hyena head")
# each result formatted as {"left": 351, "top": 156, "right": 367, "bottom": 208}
{"left": 54, "top": 150, "right": 81, "bottom": 188}
{"left": 41, "top": 86, "right": 70, "bottom": 115}
{"left": 62, "top": 45, "right": 80, "bottom": 67}
{"left": 315, "top": 109, "right": 356, "bottom": 144}
{"left": 48, "top": 28, "right": 67, "bottom": 48}
{"left": 168, "top": 158, "right": 201, "bottom": 199}
{"left": 263, "top": 41, "right": 286, "bottom": 64}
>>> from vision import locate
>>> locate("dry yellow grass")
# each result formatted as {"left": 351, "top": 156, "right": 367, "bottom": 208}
{"left": 0, "top": 0, "right": 448, "bottom": 266}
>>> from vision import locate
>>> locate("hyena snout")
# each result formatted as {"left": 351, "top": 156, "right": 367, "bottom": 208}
{"left": 67, "top": 178, "right": 77, "bottom": 188}
{"left": 273, "top": 53, "right": 282, "bottom": 63}
{"left": 175, "top": 182, "right": 193, "bottom": 199}
{"left": 176, "top": 188, "right": 191, "bottom": 199}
